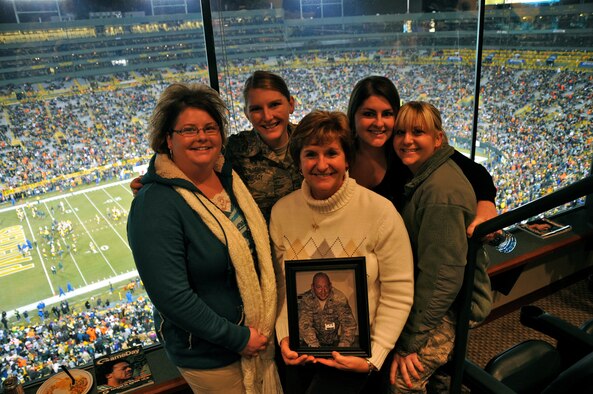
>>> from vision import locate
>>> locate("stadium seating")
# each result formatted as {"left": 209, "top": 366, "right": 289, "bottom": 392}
{"left": 465, "top": 306, "right": 593, "bottom": 394}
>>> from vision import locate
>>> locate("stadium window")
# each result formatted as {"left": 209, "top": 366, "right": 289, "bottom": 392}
{"left": 0, "top": 0, "right": 591, "bottom": 387}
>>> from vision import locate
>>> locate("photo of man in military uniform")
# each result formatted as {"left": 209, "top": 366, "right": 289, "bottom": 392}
{"left": 298, "top": 272, "right": 358, "bottom": 348}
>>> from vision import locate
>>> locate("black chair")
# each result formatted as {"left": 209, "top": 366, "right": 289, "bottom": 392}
{"left": 464, "top": 306, "right": 593, "bottom": 394}
{"left": 484, "top": 339, "right": 562, "bottom": 393}
{"left": 518, "top": 305, "right": 593, "bottom": 367}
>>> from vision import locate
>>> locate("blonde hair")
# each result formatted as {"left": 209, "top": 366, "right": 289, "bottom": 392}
{"left": 394, "top": 101, "right": 445, "bottom": 140}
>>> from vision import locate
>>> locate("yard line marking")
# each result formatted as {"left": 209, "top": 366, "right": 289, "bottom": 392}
{"left": 83, "top": 193, "right": 130, "bottom": 250}
{"left": 23, "top": 207, "right": 55, "bottom": 294}
{"left": 51, "top": 199, "right": 89, "bottom": 285}
{"left": 102, "top": 187, "right": 129, "bottom": 214}
{"left": 120, "top": 181, "right": 135, "bottom": 195}
{"left": 42, "top": 200, "right": 85, "bottom": 283}
{"left": 64, "top": 198, "right": 114, "bottom": 280}
{"left": 0, "top": 179, "right": 133, "bottom": 214}
{"left": 6, "top": 269, "right": 140, "bottom": 319}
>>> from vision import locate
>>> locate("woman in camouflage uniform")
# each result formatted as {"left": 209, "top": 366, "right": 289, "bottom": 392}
{"left": 225, "top": 70, "right": 303, "bottom": 221}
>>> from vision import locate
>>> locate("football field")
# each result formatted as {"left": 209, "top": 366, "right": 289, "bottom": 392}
{"left": 0, "top": 151, "right": 491, "bottom": 314}
{"left": 0, "top": 180, "right": 137, "bottom": 312}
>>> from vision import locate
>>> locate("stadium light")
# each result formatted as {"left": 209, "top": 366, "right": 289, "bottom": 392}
{"left": 9, "top": 0, "right": 63, "bottom": 24}
{"left": 149, "top": 0, "right": 188, "bottom": 16}
{"left": 299, "top": 0, "right": 343, "bottom": 19}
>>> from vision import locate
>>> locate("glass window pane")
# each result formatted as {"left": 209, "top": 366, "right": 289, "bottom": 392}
{"left": 479, "top": 2, "right": 592, "bottom": 213}
{"left": 1, "top": 0, "right": 591, "bottom": 386}
{"left": 213, "top": 0, "right": 591, "bottom": 215}
{"left": 0, "top": 0, "right": 209, "bottom": 384}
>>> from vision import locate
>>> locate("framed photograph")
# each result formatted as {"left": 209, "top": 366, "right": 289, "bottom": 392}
{"left": 285, "top": 257, "right": 370, "bottom": 357}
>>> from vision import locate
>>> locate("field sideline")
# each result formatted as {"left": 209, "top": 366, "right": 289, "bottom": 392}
{"left": 0, "top": 179, "right": 137, "bottom": 313}
{"left": 0, "top": 149, "right": 489, "bottom": 316}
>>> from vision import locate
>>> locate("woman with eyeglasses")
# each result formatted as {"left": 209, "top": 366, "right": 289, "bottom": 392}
{"left": 127, "top": 83, "right": 281, "bottom": 393}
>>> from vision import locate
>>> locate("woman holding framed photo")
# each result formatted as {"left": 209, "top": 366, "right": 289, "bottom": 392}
{"left": 270, "top": 110, "right": 414, "bottom": 393}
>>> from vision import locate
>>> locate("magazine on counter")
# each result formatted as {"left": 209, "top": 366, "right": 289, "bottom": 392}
{"left": 94, "top": 346, "right": 154, "bottom": 394}
{"left": 518, "top": 217, "right": 572, "bottom": 239}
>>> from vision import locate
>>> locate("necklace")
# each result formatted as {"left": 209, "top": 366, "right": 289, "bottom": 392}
{"left": 312, "top": 219, "right": 320, "bottom": 231}
{"left": 310, "top": 208, "right": 322, "bottom": 231}
{"left": 211, "top": 189, "right": 231, "bottom": 213}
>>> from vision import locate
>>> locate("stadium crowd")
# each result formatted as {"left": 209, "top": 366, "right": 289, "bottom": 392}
{"left": 1, "top": 55, "right": 591, "bottom": 212}
{"left": 0, "top": 295, "right": 156, "bottom": 384}
{"left": 0, "top": 52, "right": 591, "bottom": 386}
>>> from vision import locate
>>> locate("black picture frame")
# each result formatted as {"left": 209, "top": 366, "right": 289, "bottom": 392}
{"left": 285, "top": 257, "right": 371, "bottom": 357}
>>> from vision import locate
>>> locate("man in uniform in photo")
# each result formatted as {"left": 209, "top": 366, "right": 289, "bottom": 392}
{"left": 298, "top": 272, "right": 358, "bottom": 347}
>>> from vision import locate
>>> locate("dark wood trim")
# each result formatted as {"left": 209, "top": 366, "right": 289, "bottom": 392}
{"left": 487, "top": 234, "right": 589, "bottom": 277}
{"left": 482, "top": 208, "right": 593, "bottom": 321}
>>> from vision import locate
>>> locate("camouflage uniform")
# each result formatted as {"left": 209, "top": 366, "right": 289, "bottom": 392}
{"left": 389, "top": 317, "right": 455, "bottom": 393}
{"left": 226, "top": 125, "right": 302, "bottom": 222}
{"left": 298, "top": 288, "right": 357, "bottom": 347}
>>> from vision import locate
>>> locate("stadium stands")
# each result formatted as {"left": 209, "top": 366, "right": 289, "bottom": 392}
{"left": 0, "top": 2, "right": 591, "bottom": 388}
{"left": 0, "top": 294, "right": 157, "bottom": 384}
{"left": 1, "top": 56, "right": 591, "bottom": 214}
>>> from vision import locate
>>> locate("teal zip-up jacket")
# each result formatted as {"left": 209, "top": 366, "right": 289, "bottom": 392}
{"left": 127, "top": 154, "right": 249, "bottom": 369}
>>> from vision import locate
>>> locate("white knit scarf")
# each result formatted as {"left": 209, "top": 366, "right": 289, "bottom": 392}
{"left": 155, "top": 154, "right": 282, "bottom": 394}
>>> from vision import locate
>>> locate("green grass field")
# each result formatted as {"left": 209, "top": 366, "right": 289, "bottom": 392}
{"left": 0, "top": 180, "right": 137, "bottom": 312}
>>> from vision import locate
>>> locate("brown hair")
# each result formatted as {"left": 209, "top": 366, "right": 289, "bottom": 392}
{"left": 289, "top": 110, "right": 354, "bottom": 169}
{"left": 148, "top": 83, "right": 228, "bottom": 156}
{"left": 242, "top": 70, "right": 291, "bottom": 107}
{"left": 347, "top": 75, "right": 401, "bottom": 143}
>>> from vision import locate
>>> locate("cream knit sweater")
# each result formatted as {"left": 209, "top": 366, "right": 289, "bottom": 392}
{"left": 270, "top": 174, "right": 414, "bottom": 369}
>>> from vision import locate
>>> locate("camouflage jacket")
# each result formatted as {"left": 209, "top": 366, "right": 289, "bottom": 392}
{"left": 298, "top": 288, "right": 357, "bottom": 347}
{"left": 225, "top": 125, "right": 302, "bottom": 222}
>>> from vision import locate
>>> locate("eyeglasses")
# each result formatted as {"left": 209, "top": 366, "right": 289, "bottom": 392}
{"left": 172, "top": 124, "right": 220, "bottom": 137}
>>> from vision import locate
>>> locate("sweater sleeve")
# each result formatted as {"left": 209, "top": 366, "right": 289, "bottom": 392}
{"left": 127, "top": 184, "right": 249, "bottom": 353}
{"left": 269, "top": 207, "right": 290, "bottom": 345}
{"left": 369, "top": 202, "right": 415, "bottom": 369}
{"left": 451, "top": 150, "right": 497, "bottom": 203}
